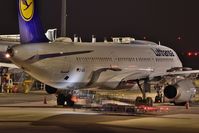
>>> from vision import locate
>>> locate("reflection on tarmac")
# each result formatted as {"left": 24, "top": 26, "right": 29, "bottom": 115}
{"left": 0, "top": 91, "right": 199, "bottom": 133}
{"left": 0, "top": 106, "right": 199, "bottom": 133}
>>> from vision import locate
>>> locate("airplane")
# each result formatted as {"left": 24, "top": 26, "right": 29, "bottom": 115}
{"left": 3, "top": 0, "right": 199, "bottom": 106}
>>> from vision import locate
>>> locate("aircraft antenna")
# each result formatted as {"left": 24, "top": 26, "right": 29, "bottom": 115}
{"left": 158, "top": 41, "right": 161, "bottom": 45}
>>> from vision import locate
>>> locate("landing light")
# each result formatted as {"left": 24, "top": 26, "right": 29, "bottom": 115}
{"left": 5, "top": 53, "right": 11, "bottom": 58}
{"left": 6, "top": 46, "right": 14, "bottom": 57}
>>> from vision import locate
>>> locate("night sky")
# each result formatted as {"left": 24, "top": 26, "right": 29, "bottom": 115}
{"left": 0, "top": 0, "right": 199, "bottom": 68}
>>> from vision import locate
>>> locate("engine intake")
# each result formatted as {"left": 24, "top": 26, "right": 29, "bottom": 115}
{"left": 164, "top": 85, "right": 178, "bottom": 99}
{"left": 163, "top": 79, "right": 196, "bottom": 103}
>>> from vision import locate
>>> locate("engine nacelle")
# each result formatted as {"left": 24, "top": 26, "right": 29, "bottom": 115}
{"left": 164, "top": 79, "right": 196, "bottom": 103}
{"left": 45, "top": 85, "right": 58, "bottom": 94}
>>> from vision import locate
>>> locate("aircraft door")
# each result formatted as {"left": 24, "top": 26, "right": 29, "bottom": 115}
{"left": 110, "top": 50, "right": 119, "bottom": 68}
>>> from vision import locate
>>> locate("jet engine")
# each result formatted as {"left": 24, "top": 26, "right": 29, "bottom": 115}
{"left": 45, "top": 85, "right": 58, "bottom": 94}
{"left": 164, "top": 79, "right": 196, "bottom": 105}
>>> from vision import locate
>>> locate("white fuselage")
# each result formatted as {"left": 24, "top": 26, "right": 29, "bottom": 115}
{"left": 9, "top": 41, "right": 182, "bottom": 90}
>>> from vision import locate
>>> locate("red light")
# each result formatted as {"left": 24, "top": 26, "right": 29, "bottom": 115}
{"left": 177, "top": 36, "right": 182, "bottom": 40}
{"left": 187, "top": 52, "right": 192, "bottom": 56}
{"left": 159, "top": 106, "right": 169, "bottom": 112}
{"left": 187, "top": 52, "right": 199, "bottom": 57}
{"left": 71, "top": 96, "right": 78, "bottom": 103}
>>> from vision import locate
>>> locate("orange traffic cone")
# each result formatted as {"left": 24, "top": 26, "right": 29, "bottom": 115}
{"left": 185, "top": 102, "right": 189, "bottom": 109}
{"left": 44, "top": 96, "right": 47, "bottom": 104}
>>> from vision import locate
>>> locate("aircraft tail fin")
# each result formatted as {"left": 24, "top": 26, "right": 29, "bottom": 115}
{"left": 17, "top": 0, "right": 49, "bottom": 44}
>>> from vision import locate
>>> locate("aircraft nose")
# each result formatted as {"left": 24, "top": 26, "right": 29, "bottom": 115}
{"left": 5, "top": 46, "right": 14, "bottom": 58}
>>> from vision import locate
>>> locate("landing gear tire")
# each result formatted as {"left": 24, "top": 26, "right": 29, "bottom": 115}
{"left": 57, "top": 93, "right": 75, "bottom": 107}
{"left": 135, "top": 96, "right": 153, "bottom": 106}
{"left": 66, "top": 94, "right": 75, "bottom": 107}
{"left": 155, "top": 96, "right": 162, "bottom": 103}
{"left": 135, "top": 96, "right": 143, "bottom": 106}
{"left": 135, "top": 79, "right": 153, "bottom": 107}
{"left": 146, "top": 97, "right": 153, "bottom": 107}
{"left": 57, "top": 94, "right": 65, "bottom": 106}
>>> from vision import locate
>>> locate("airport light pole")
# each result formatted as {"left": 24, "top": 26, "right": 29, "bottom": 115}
{"left": 61, "top": 0, "right": 67, "bottom": 37}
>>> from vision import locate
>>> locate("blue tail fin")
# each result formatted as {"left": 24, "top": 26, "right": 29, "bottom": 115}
{"left": 17, "top": 0, "right": 49, "bottom": 44}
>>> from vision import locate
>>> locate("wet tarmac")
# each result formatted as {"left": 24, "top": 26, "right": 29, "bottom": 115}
{"left": 0, "top": 91, "right": 199, "bottom": 133}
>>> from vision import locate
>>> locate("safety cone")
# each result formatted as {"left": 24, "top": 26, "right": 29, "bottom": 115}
{"left": 185, "top": 102, "right": 189, "bottom": 109}
{"left": 44, "top": 96, "right": 47, "bottom": 104}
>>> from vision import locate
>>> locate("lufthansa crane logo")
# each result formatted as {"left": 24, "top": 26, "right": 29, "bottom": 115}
{"left": 19, "top": 0, "right": 34, "bottom": 21}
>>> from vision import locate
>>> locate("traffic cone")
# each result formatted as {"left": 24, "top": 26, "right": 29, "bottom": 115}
{"left": 44, "top": 96, "right": 47, "bottom": 104}
{"left": 185, "top": 102, "right": 189, "bottom": 109}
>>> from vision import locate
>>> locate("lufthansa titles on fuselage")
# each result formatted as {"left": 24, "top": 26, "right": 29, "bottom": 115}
{"left": 152, "top": 48, "right": 175, "bottom": 57}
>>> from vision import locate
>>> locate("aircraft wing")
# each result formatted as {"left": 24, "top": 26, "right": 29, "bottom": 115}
{"left": 107, "top": 70, "right": 150, "bottom": 82}
{"left": 0, "top": 62, "right": 19, "bottom": 68}
{"left": 149, "top": 70, "right": 199, "bottom": 79}
{"left": 122, "top": 70, "right": 152, "bottom": 81}
{"left": 100, "top": 68, "right": 199, "bottom": 88}
{"left": 166, "top": 70, "right": 199, "bottom": 76}
{"left": 100, "top": 69, "right": 153, "bottom": 88}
